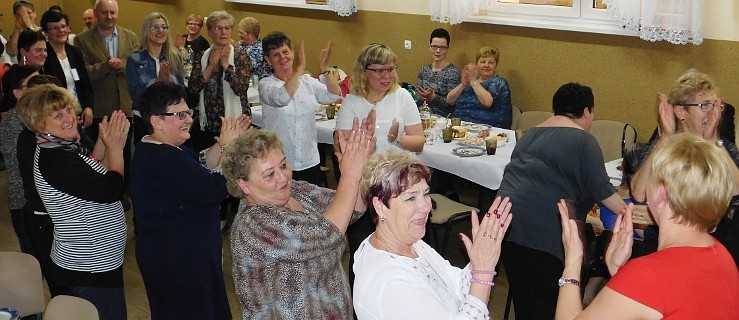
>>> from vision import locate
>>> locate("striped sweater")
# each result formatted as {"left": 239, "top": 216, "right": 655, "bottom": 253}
{"left": 33, "top": 145, "right": 126, "bottom": 286}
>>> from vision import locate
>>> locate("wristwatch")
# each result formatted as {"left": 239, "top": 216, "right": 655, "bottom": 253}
{"left": 558, "top": 277, "right": 580, "bottom": 287}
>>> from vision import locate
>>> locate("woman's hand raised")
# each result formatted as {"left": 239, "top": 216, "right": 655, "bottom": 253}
{"left": 99, "top": 110, "right": 130, "bottom": 151}
{"left": 216, "top": 115, "right": 251, "bottom": 148}
{"left": 461, "top": 196, "right": 512, "bottom": 272}
{"left": 657, "top": 93, "right": 677, "bottom": 137}
{"left": 606, "top": 203, "right": 634, "bottom": 275}
{"left": 335, "top": 116, "right": 376, "bottom": 180}
{"left": 558, "top": 199, "right": 584, "bottom": 268}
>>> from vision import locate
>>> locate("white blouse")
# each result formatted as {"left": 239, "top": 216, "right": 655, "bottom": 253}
{"left": 259, "top": 74, "right": 340, "bottom": 171}
{"left": 353, "top": 236, "right": 490, "bottom": 320}
{"left": 335, "top": 89, "right": 421, "bottom": 152}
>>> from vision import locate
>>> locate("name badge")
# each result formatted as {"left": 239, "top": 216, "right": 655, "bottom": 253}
{"left": 71, "top": 68, "right": 80, "bottom": 81}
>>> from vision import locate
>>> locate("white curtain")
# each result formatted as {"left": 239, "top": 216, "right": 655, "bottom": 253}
{"left": 429, "top": 0, "right": 496, "bottom": 25}
{"left": 604, "top": 0, "right": 703, "bottom": 45}
{"left": 328, "top": 0, "right": 357, "bottom": 16}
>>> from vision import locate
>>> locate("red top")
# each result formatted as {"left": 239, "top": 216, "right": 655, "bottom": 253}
{"left": 607, "top": 238, "right": 739, "bottom": 319}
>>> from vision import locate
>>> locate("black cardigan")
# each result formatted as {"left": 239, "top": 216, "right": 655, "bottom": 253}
{"left": 42, "top": 42, "right": 94, "bottom": 110}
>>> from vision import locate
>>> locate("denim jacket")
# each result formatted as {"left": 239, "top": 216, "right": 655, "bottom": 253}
{"left": 126, "top": 50, "right": 185, "bottom": 110}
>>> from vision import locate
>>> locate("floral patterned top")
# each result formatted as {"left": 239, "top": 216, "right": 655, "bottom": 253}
{"left": 237, "top": 39, "right": 273, "bottom": 79}
{"left": 416, "top": 63, "right": 461, "bottom": 115}
{"left": 230, "top": 180, "right": 363, "bottom": 320}
{"left": 451, "top": 75, "right": 512, "bottom": 129}
{"left": 187, "top": 49, "right": 251, "bottom": 132}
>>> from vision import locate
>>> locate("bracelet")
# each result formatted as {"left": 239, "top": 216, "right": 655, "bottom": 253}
{"left": 470, "top": 278, "right": 495, "bottom": 287}
{"left": 471, "top": 270, "right": 497, "bottom": 275}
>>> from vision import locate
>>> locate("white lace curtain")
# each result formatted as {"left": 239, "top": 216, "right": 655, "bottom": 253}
{"left": 328, "top": 0, "right": 357, "bottom": 16}
{"left": 604, "top": 0, "right": 703, "bottom": 45}
{"left": 429, "top": 0, "right": 495, "bottom": 25}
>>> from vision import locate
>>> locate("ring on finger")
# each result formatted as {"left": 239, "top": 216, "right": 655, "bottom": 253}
{"left": 483, "top": 232, "right": 488, "bottom": 237}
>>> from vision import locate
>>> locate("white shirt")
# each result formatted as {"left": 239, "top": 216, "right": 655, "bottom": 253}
{"left": 353, "top": 236, "right": 490, "bottom": 320}
{"left": 59, "top": 57, "right": 78, "bottom": 100}
{"left": 259, "top": 74, "right": 340, "bottom": 171}
{"left": 336, "top": 89, "right": 421, "bottom": 152}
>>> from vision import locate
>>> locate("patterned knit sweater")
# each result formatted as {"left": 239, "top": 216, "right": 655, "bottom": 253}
{"left": 231, "top": 180, "right": 363, "bottom": 320}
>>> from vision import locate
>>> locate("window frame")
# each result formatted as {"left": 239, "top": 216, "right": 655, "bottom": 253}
{"left": 467, "top": 0, "right": 636, "bottom": 37}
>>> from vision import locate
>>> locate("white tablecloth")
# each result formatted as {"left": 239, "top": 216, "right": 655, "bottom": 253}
{"left": 251, "top": 106, "right": 513, "bottom": 189}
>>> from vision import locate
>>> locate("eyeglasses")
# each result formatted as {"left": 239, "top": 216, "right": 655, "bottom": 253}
{"left": 47, "top": 25, "right": 68, "bottom": 32}
{"left": 430, "top": 45, "right": 448, "bottom": 51}
{"left": 365, "top": 66, "right": 397, "bottom": 75}
{"left": 680, "top": 101, "right": 724, "bottom": 112}
{"left": 158, "top": 109, "right": 193, "bottom": 120}
{"left": 150, "top": 24, "right": 169, "bottom": 31}
{"left": 186, "top": 22, "right": 202, "bottom": 27}
{"left": 211, "top": 25, "right": 232, "bottom": 32}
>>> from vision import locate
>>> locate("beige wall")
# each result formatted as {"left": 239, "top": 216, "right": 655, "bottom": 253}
{"left": 4, "top": 0, "right": 739, "bottom": 141}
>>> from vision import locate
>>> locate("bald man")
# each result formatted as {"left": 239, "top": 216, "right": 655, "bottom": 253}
{"left": 83, "top": 8, "right": 96, "bottom": 30}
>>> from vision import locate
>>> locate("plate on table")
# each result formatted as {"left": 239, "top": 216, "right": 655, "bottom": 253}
{"left": 452, "top": 147, "right": 485, "bottom": 157}
{"left": 464, "top": 123, "right": 492, "bottom": 132}
{"left": 0, "top": 308, "right": 19, "bottom": 320}
{"left": 315, "top": 114, "right": 325, "bottom": 121}
{"left": 456, "top": 137, "right": 483, "bottom": 148}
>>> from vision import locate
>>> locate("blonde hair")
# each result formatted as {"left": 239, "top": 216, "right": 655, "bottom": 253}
{"left": 649, "top": 133, "right": 733, "bottom": 230}
{"left": 221, "top": 129, "right": 284, "bottom": 198}
{"left": 350, "top": 43, "right": 399, "bottom": 99}
{"left": 16, "top": 84, "right": 80, "bottom": 134}
{"left": 238, "top": 17, "right": 260, "bottom": 37}
{"left": 185, "top": 14, "right": 204, "bottom": 27}
{"left": 476, "top": 46, "right": 500, "bottom": 63}
{"left": 138, "top": 12, "right": 183, "bottom": 77}
{"left": 667, "top": 69, "right": 719, "bottom": 106}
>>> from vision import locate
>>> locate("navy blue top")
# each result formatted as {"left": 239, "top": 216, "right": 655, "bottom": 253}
{"left": 451, "top": 75, "right": 512, "bottom": 128}
{"left": 130, "top": 141, "right": 231, "bottom": 319}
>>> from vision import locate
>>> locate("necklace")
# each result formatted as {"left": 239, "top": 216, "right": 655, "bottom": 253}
{"left": 374, "top": 233, "right": 415, "bottom": 257}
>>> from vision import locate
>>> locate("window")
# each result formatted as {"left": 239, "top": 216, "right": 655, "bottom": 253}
{"left": 466, "top": 0, "right": 632, "bottom": 36}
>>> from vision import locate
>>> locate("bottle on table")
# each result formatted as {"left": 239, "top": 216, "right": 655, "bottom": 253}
{"left": 183, "top": 45, "right": 194, "bottom": 79}
{"left": 419, "top": 98, "right": 431, "bottom": 130}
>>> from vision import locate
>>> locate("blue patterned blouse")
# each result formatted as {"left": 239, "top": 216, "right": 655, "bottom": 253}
{"left": 451, "top": 75, "right": 512, "bottom": 129}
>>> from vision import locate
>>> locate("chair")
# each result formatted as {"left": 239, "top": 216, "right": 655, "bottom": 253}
{"left": 589, "top": 120, "right": 637, "bottom": 162}
{"left": 426, "top": 194, "right": 478, "bottom": 257}
{"left": 510, "top": 105, "right": 522, "bottom": 130}
{"left": 0, "top": 252, "right": 45, "bottom": 318}
{"left": 516, "top": 111, "right": 553, "bottom": 131}
{"left": 44, "top": 295, "right": 99, "bottom": 320}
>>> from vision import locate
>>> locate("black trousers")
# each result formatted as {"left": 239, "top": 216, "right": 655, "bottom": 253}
{"left": 502, "top": 241, "right": 564, "bottom": 320}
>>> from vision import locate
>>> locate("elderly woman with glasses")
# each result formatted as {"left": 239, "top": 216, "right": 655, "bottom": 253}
{"left": 16, "top": 84, "right": 130, "bottom": 320}
{"left": 557, "top": 134, "right": 739, "bottom": 319}
{"left": 630, "top": 70, "right": 739, "bottom": 265}
{"left": 336, "top": 43, "right": 424, "bottom": 153}
{"left": 127, "top": 12, "right": 184, "bottom": 144}
{"left": 631, "top": 70, "right": 739, "bottom": 202}
{"left": 187, "top": 10, "right": 251, "bottom": 152}
{"left": 40, "top": 10, "right": 94, "bottom": 128}
{"left": 222, "top": 122, "right": 374, "bottom": 319}
{"left": 175, "top": 14, "right": 210, "bottom": 57}
{"left": 447, "top": 46, "right": 512, "bottom": 129}
{"left": 415, "top": 28, "right": 460, "bottom": 115}
{"left": 354, "top": 150, "right": 513, "bottom": 320}
{"left": 130, "top": 81, "right": 250, "bottom": 319}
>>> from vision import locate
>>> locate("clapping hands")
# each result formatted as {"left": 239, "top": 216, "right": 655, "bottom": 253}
{"left": 462, "top": 196, "right": 512, "bottom": 271}
{"left": 99, "top": 110, "right": 130, "bottom": 150}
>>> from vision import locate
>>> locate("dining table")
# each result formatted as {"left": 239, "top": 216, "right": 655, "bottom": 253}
{"left": 250, "top": 105, "right": 516, "bottom": 191}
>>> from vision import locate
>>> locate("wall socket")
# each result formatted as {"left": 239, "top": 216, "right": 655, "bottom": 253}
{"left": 404, "top": 40, "right": 412, "bottom": 50}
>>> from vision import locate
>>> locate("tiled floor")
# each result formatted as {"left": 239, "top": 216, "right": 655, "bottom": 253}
{"left": 0, "top": 165, "right": 515, "bottom": 319}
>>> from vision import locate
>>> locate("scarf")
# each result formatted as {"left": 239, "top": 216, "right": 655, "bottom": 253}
{"left": 198, "top": 45, "right": 241, "bottom": 130}
{"left": 36, "top": 133, "right": 92, "bottom": 158}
